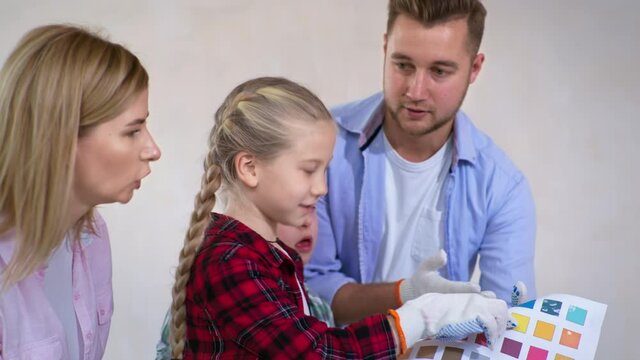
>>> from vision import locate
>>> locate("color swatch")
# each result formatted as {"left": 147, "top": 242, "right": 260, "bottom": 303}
{"left": 441, "top": 347, "right": 463, "bottom": 360}
{"left": 566, "top": 305, "right": 587, "bottom": 326}
{"left": 511, "top": 312, "right": 530, "bottom": 333}
{"left": 500, "top": 337, "right": 522, "bottom": 358}
{"left": 416, "top": 345, "right": 437, "bottom": 359}
{"left": 554, "top": 354, "right": 573, "bottom": 360}
{"left": 533, "top": 320, "right": 555, "bottom": 341}
{"left": 559, "top": 329, "right": 581, "bottom": 349}
{"left": 474, "top": 333, "right": 488, "bottom": 347}
{"left": 541, "top": 299, "right": 562, "bottom": 317}
{"left": 526, "top": 346, "right": 549, "bottom": 360}
{"left": 469, "top": 352, "right": 489, "bottom": 360}
{"left": 402, "top": 293, "right": 606, "bottom": 360}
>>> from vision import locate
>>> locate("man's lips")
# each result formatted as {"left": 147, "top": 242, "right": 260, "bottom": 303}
{"left": 402, "top": 105, "right": 432, "bottom": 120}
{"left": 403, "top": 105, "right": 429, "bottom": 113}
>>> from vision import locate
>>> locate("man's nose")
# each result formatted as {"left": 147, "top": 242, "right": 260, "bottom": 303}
{"left": 405, "top": 70, "right": 429, "bottom": 101}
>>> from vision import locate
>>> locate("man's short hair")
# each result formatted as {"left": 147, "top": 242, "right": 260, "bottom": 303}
{"left": 387, "top": 0, "right": 487, "bottom": 55}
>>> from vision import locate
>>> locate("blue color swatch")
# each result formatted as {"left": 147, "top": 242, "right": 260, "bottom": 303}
{"left": 566, "top": 305, "right": 588, "bottom": 326}
{"left": 541, "top": 299, "right": 562, "bottom": 317}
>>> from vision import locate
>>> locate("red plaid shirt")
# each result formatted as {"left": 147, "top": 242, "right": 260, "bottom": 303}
{"left": 184, "top": 213, "right": 397, "bottom": 359}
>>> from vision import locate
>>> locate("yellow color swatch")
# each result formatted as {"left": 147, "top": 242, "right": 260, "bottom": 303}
{"left": 555, "top": 354, "right": 573, "bottom": 360}
{"left": 533, "top": 320, "right": 555, "bottom": 341}
{"left": 511, "top": 312, "right": 530, "bottom": 333}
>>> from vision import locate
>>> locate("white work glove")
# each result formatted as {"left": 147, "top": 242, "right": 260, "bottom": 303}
{"left": 391, "top": 292, "right": 514, "bottom": 350}
{"left": 398, "top": 250, "right": 481, "bottom": 304}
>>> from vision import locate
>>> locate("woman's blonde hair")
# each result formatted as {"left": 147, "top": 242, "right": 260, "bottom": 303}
{"left": 0, "top": 24, "right": 148, "bottom": 287}
{"left": 169, "top": 77, "right": 333, "bottom": 358}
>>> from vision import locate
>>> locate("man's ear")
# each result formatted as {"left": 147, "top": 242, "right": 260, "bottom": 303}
{"left": 234, "top": 151, "right": 258, "bottom": 188}
{"left": 469, "top": 52, "right": 485, "bottom": 84}
{"left": 383, "top": 32, "right": 388, "bottom": 55}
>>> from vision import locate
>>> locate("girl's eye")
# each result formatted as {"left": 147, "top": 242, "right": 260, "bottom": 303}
{"left": 302, "top": 166, "right": 319, "bottom": 174}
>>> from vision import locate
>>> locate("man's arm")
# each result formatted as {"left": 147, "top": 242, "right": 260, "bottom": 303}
{"left": 479, "top": 175, "right": 537, "bottom": 301}
{"left": 332, "top": 250, "right": 482, "bottom": 324}
{"left": 331, "top": 282, "right": 398, "bottom": 325}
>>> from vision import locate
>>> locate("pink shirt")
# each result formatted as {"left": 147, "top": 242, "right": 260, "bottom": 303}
{"left": 0, "top": 212, "right": 113, "bottom": 360}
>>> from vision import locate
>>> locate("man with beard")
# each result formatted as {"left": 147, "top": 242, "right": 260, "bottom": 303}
{"left": 305, "top": 0, "right": 536, "bottom": 325}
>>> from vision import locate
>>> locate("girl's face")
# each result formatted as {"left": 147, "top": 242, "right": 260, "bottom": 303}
{"left": 252, "top": 119, "right": 335, "bottom": 230}
{"left": 276, "top": 212, "right": 318, "bottom": 264}
{"left": 73, "top": 89, "right": 161, "bottom": 207}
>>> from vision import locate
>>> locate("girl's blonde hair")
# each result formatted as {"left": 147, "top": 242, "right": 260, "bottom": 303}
{"left": 0, "top": 24, "right": 148, "bottom": 287}
{"left": 170, "top": 77, "right": 333, "bottom": 358}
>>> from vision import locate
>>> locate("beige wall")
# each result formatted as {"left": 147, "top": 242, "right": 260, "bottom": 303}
{"left": 1, "top": 1, "right": 637, "bottom": 358}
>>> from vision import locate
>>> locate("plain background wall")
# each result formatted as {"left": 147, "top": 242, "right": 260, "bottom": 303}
{"left": 1, "top": 0, "right": 638, "bottom": 358}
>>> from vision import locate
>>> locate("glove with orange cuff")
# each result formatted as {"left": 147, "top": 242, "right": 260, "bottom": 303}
{"left": 389, "top": 292, "right": 514, "bottom": 354}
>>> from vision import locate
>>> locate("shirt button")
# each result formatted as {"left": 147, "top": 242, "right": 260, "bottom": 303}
{"left": 73, "top": 292, "right": 80, "bottom": 301}
{"left": 86, "top": 332, "right": 93, "bottom": 341}
{"left": 100, "top": 309, "right": 105, "bottom": 316}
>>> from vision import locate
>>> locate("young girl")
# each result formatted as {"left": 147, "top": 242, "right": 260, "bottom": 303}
{"left": 156, "top": 213, "right": 332, "bottom": 360}
{"left": 169, "top": 77, "right": 512, "bottom": 358}
{"left": 0, "top": 24, "right": 161, "bottom": 359}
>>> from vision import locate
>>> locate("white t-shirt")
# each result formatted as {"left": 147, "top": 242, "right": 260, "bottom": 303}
{"left": 372, "top": 132, "right": 453, "bottom": 282}
{"left": 44, "top": 236, "right": 80, "bottom": 360}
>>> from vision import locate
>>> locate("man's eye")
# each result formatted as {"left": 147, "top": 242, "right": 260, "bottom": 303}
{"left": 433, "top": 68, "right": 449, "bottom": 77}
{"left": 396, "top": 62, "right": 411, "bottom": 71}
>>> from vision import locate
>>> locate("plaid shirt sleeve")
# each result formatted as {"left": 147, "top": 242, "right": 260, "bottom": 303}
{"left": 186, "top": 238, "right": 396, "bottom": 359}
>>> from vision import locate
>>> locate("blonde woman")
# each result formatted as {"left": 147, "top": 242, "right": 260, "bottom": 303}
{"left": 0, "top": 24, "right": 161, "bottom": 359}
{"left": 169, "top": 77, "right": 512, "bottom": 359}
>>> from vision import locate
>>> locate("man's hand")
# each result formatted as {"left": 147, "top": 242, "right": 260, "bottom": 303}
{"left": 398, "top": 250, "right": 481, "bottom": 304}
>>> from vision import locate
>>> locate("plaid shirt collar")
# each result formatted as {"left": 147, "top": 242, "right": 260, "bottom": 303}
{"left": 206, "top": 212, "right": 303, "bottom": 272}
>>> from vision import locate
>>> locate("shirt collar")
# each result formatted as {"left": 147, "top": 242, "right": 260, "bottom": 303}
{"left": 333, "top": 93, "right": 385, "bottom": 148}
{"left": 451, "top": 110, "right": 479, "bottom": 165}
{"left": 335, "top": 91, "right": 479, "bottom": 166}
{"left": 208, "top": 213, "right": 301, "bottom": 269}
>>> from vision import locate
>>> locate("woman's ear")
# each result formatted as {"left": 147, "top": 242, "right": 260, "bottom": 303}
{"left": 234, "top": 151, "right": 258, "bottom": 188}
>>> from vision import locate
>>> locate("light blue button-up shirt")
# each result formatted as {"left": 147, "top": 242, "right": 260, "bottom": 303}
{"left": 305, "top": 92, "right": 536, "bottom": 304}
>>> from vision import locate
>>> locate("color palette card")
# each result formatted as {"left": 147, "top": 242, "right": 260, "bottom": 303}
{"left": 399, "top": 294, "right": 607, "bottom": 360}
